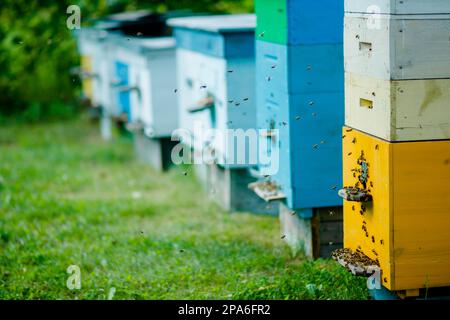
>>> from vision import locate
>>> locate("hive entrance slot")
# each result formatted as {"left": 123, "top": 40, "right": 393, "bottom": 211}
{"left": 338, "top": 187, "right": 372, "bottom": 202}
{"left": 359, "top": 42, "right": 372, "bottom": 52}
{"left": 248, "top": 181, "right": 286, "bottom": 202}
{"left": 187, "top": 96, "right": 215, "bottom": 113}
{"left": 332, "top": 248, "right": 379, "bottom": 277}
{"left": 359, "top": 98, "right": 373, "bottom": 109}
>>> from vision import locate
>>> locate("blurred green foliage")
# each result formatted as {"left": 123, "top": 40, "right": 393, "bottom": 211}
{"left": 0, "top": 0, "right": 253, "bottom": 121}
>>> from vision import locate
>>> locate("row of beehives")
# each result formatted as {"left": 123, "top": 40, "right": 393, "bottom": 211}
{"left": 75, "top": 1, "right": 450, "bottom": 299}
{"left": 75, "top": 7, "right": 345, "bottom": 257}
{"left": 338, "top": 0, "right": 450, "bottom": 299}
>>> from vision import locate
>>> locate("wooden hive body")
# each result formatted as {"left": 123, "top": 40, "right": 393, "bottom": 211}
{"left": 344, "top": 13, "right": 450, "bottom": 80}
{"left": 343, "top": 127, "right": 450, "bottom": 291}
{"left": 345, "top": 73, "right": 450, "bottom": 142}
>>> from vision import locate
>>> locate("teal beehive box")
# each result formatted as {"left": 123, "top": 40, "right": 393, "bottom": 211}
{"left": 255, "top": 0, "right": 343, "bottom": 45}
{"left": 251, "top": 0, "right": 345, "bottom": 258}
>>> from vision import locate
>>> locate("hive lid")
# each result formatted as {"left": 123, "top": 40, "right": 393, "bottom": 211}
{"left": 109, "top": 32, "right": 175, "bottom": 53}
{"left": 102, "top": 10, "right": 156, "bottom": 22}
{"left": 127, "top": 37, "right": 176, "bottom": 52}
{"left": 167, "top": 14, "right": 256, "bottom": 33}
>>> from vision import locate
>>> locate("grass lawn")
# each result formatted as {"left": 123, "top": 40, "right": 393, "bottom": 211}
{"left": 0, "top": 116, "right": 369, "bottom": 299}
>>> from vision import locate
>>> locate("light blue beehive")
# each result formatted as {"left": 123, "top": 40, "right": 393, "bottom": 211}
{"left": 167, "top": 14, "right": 256, "bottom": 168}
{"left": 255, "top": 2, "right": 345, "bottom": 217}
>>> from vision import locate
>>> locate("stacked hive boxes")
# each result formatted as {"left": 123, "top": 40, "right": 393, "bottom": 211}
{"left": 251, "top": 0, "right": 345, "bottom": 258}
{"left": 168, "top": 15, "right": 273, "bottom": 213}
{"left": 339, "top": 0, "right": 450, "bottom": 297}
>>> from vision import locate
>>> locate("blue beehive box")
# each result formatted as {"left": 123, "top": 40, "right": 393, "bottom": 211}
{"left": 256, "top": 41, "right": 344, "bottom": 212}
{"left": 253, "top": 1, "right": 345, "bottom": 257}
{"left": 255, "top": 0, "right": 343, "bottom": 45}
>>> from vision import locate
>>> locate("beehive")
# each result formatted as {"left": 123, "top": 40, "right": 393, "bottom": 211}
{"left": 253, "top": 0, "right": 345, "bottom": 258}
{"left": 342, "top": 127, "right": 450, "bottom": 292}
{"left": 107, "top": 34, "right": 180, "bottom": 170}
{"left": 168, "top": 14, "right": 257, "bottom": 167}
{"left": 109, "top": 35, "right": 177, "bottom": 136}
{"left": 254, "top": 1, "right": 345, "bottom": 210}
{"left": 340, "top": 2, "right": 450, "bottom": 298}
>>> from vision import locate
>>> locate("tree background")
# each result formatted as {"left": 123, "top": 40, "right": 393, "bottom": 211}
{"left": 0, "top": 0, "right": 254, "bottom": 121}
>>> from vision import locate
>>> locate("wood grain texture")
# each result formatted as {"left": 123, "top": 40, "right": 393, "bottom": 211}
{"left": 343, "top": 127, "right": 450, "bottom": 291}
{"left": 392, "top": 140, "right": 450, "bottom": 290}
{"left": 344, "top": 14, "right": 450, "bottom": 80}
{"left": 345, "top": 73, "right": 450, "bottom": 141}
{"left": 343, "top": 127, "right": 394, "bottom": 289}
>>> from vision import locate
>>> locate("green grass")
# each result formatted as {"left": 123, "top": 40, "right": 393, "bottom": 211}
{"left": 0, "top": 116, "right": 369, "bottom": 300}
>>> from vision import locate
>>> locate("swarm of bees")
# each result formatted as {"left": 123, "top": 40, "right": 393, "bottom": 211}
{"left": 332, "top": 248, "right": 379, "bottom": 276}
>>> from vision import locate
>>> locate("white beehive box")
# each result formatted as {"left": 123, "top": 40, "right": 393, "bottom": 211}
{"left": 168, "top": 14, "right": 256, "bottom": 167}
{"left": 175, "top": 48, "right": 227, "bottom": 153}
{"left": 344, "top": 13, "right": 450, "bottom": 80}
{"left": 345, "top": 0, "right": 450, "bottom": 15}
{"left": 345, "top": 72, "right": 450, "bottom": 142}
{"left": 110, "top": 35, "right": 178, "bottom": 137}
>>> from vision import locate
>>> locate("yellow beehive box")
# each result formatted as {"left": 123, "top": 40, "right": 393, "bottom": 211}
{"left": 80, "top": 55, "right": 94, "bottom": 101}
{"left": 342, "top": 127, "right": 450, "bottom": 292}
{"left": 345, "top": 73, "right": 450, "bottom": 142}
